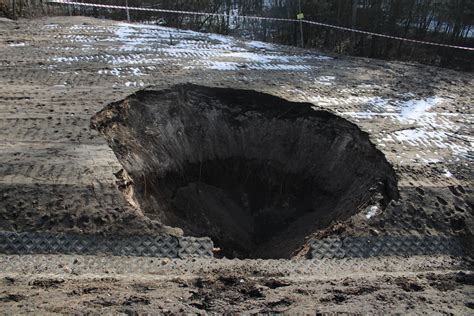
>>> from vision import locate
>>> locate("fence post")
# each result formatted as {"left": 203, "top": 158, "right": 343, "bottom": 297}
{"left": 352, "top": 0, "right": 358, "bottom": 28}
{"left": 12, "top": 0, "right": 17, "bottom": 20}
{"left": 298, "top": 0, "right": 304, "bottom": 48}
{"left": 126, "top": 0, "right": 130, "bottom": 22}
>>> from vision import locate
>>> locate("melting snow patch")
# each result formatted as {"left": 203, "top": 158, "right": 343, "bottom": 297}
{"left": 110, "top": 68, "right": 121, "bottom": 76}
{"left": 384, "top": 128, "right": 471, "bottom": 160}
{"left": 223, "top": 52, "right": 308, "bottom": 64}
{"left": 8, "top": 42, "right": 27, "bottom": 47}
{"left": 43, "top": 24, "right": 59, "bottom": 29}
{"left": 369, "top": 97, "right": 391, "bottom": 108}
{"left": 115, "top": 25, "right": 144, "bottom": 47}
{"left": 365, "top": 205, "right": 379, "bottom": 219}
{"left": 99, "top": 67, "right": 146, "bottom": 77}
{"left": 313, "top": 55, "right": 333, "bottom": 61}
{"left": 247, "top": 40, "right": 275, "bottom": 50}
{"left": 200, "top": 61, "right": 310, "bottom": 71}
{"left": 315, "top": 76, "right": 335, "bottom": 85}
{"left": 443, "top": 169, "right": 453, "bottom": 178}
{"left": 124, "top": 81, "right": 145, "bottom": 87}
{"left": 392, "top": 129, "right": 438, "bottom": 144}
{"left": 399, "top": 97, "right": 444, "bottom": 121}
{"left": 206, "top": 61, "right": 240, "bottom": 71}
{"left": 315, "top": 95, "right": 391, "bottom": 109}
{"left": 421, "top": 158, "right": 441, "bottom": 164}
{"left": 207, "top": 33, "right": 235, "bottom": 45}
{"left": 130, "top": 67, "right": 144, "bottom": 76}
{"left": 225, "top": 52, "right": 270, "bottom": 63}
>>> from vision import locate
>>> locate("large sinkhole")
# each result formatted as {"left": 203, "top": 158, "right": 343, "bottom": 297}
{"left": 92, "top": 84, "right": 399, "bottom": 259}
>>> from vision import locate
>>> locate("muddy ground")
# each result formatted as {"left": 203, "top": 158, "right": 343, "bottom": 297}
{"left": 0, "top": 16, "right": 473, "bottom": 313}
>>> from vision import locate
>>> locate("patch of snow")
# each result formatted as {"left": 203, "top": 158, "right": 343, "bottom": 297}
{"left": 124, "top": 81, "right": 145, "bottom": 87}
{"left": 369, "top": 97, "right": 391, "bottom": 108}
{"left": 196, "top": 61, "right": 310, "bottom": 71}
{"left": 110, "top": 68, "right": 121, "bottom": 76}
{"left": 342, "top": 112, "right": 398, "bottom": 119}
{"left": 98, "top": 67, "right": 147, "bottom": 77}
{"left": 207, "top": 33, "right": 235, "bottom": 45}
{"left": 43, "top": 24, "right": 59, "bottom": 29}
{"left": 313, "top": 55, "right": 333, "bottom": 61}
{"left": 384, "top": 128, "right": 472, "bottom": 160}
{"left": 224, "top": 52, "right": 270, "bottom": 63}
{"left": 115, "top": 25, "right": 144, "bottom": 48}
{"left": 357, "top": 84, "right": 375, "bottom": 89}
{"left": 205, "top": 61, "right": 240, "bottom": 71}
{"left": 223, "top": 52, "right": 308, "bottom": 64}
{"left": 314, "top": 95, "right": 391, "bottom": 108}
{"left": 399, "top": 97, "right": 444, "bottom": 121}
{"left": 315, "top": 76, "right": 335, "bottom": 85}
{"left": 8, "top": 42, "right": 27, "bottom": 47}
{"left": 392, "top": 129, "right": 435, "bottom": 143}
{"left": 421, "top": 158, "right": 441, "bottom": 164}
{"left": 365, "top": 205, "right": 379, "bottom": 219}
{"left": 118, "top": 22, "right": 164, "bottom": 30}
{"left": 130, "top": 67, "right": 144, "bottom": 76}
{"left": 273, "top": 64, "right": 310, "bottom": 70}
{"left": 443, "top": 169, "right": 453, "bottom": 178}
{"left": 247, "top": 40, "right": 275, "bottom": 50}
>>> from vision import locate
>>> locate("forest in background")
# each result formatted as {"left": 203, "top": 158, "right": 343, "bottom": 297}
{"left": 1, "top": 0, "right": 473, "bottom": 70}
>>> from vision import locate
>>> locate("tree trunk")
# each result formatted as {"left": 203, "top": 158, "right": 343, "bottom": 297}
{"left": 12, "top": 0, "right": 16, "bottom": 20}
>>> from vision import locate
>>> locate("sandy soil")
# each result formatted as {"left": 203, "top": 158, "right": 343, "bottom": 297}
{"left": 0, "top": 16, "right": 473, "bottom": 313}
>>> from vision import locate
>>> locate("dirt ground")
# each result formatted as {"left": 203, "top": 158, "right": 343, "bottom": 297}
{"left": 0, "top": 16, "right": 473, "bottom": 313}
{"left": 0, "top": 254, "right": 473, "bottom": 314}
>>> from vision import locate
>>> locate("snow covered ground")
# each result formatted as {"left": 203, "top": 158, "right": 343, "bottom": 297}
{"left": 39, "top": 20, "right": 474, "bottom": 167}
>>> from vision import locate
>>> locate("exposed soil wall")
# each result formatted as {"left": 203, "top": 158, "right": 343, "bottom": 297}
{"left": 92, "top": 84, "right": 399, "bottom": 258}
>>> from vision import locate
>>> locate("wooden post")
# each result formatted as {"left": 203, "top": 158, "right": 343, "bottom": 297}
{"left": 351, "top": 0, "right": 358, "bottom": 50}
{"left": 352, "top": 0, "right": 358, "bottom": 28}
{"left": 298, "top": 0, "right": 304, "bottom": 48}
{"left": 12, "top": 0, "right": 17, "bottom": 20}
{"left": 126, "top": 0, "right": 130, "bottom": 22}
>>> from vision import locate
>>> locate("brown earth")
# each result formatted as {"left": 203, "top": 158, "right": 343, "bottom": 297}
{"left": 0, "top": 16, "right": 473, "bottom": 313}
{"left": 0, "top": 254, "right": 473, "bottom": 314}
{"left": 0, "top": 16, "right": 472, "bottom": 241}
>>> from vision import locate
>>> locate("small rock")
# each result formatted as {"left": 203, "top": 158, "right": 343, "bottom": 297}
{"left": 370, "top": 228, "right": 380, "bottom": 236}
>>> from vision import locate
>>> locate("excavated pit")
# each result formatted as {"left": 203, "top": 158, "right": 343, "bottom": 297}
{"left": 92, "top": 84, "right": 399, "bottom": 259}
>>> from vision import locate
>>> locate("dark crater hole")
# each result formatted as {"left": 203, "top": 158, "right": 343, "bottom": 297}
{"left": 92, "top": 84, "right": 399, "bottom": 259}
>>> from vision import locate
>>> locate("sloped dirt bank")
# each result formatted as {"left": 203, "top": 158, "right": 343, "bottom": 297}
{"left": 92, "top": 84, "right": 399, "bottom": 258}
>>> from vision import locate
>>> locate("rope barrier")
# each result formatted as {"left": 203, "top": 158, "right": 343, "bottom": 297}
{"left": 47, "top": 0, "right": 474, "bottom": 51}
{"left": 302, "top": 19, "right": 474, "bottom": 51}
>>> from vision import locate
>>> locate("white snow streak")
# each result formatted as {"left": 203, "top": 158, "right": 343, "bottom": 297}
{"left": 399, "top": 97, "right": 444, "bottom": 121}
